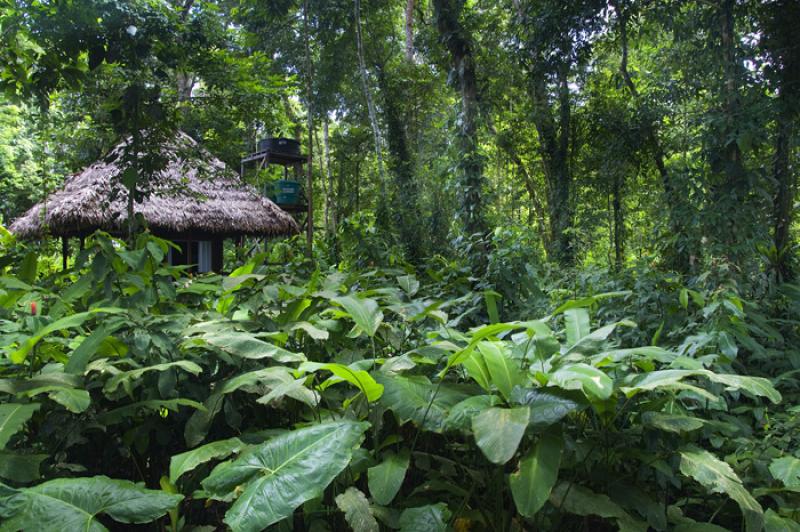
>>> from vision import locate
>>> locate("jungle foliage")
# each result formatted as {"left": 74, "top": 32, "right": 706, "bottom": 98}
{"left": 0, "top": 0, "right": 800, "bottom": 530}
{"left": 0, "top": 231, "right": 798, "bottom": 531}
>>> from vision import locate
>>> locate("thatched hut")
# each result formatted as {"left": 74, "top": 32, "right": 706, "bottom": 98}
{"left": 9, "top": 131, "right": 299, "bottom": 272}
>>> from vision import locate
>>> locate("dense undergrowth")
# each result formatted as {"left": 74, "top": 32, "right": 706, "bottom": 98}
{"left": 0, "top": 230, "right": 798, "bottom": 531}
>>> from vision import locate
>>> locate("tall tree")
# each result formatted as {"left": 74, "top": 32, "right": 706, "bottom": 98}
{"left": 761, "top": 0, "right": 800, "bottom": 280}
{"left": 431, "top": 0, "right": 488, "bottom": 243}
{"left": 512, "top": 0, "right": 603, "bottom": 265}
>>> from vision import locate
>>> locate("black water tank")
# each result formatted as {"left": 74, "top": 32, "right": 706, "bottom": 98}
{"left": 258, "top": 137, "right": 301, "bottom": 155}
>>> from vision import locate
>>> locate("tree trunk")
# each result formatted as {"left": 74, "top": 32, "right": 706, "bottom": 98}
{"left": 405, "top": 0, "right": 415, "bottom": 61}
{"left": 432, "top": 0, "right": 487, "bottom": 244}
{"left": 612, "top": 173, "right": 624, "bottom": 271}
{"left": 613, "top": 0, "right": 691, "bottom": 273}
{"left": 354, "top": 0, "right": 387, "bottom": 216}
{"left": 710, "top": 0, "right": 747, "bottom": 257}
{"left": 323, "top": 118, "right": 335, "bottom": 237}
{"left": 377, "top": 66, "right": 421, "bottom": 262}
{"left": 529, "top": 63, "right": 574, "bottom": 265}
{"left": 773, "top": 102, "right": 795, "bottom": 281}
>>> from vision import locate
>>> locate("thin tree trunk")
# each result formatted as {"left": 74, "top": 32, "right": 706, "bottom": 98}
{"left": 613, "top": 0, "right": 690, "bottom": 273}
{"left": 377, "top": 66, "right": 420, "bottom": 261}
{"left": 612, "top": 173, "right": 624, "bottom": 271}
{"left": 432, "top": 0, "right": 487, "bottom": 244}
{"left": 323, "top": 118, "right": 335, "bottom": 236}
{"left": 354, "top": 0, "right": 386, "bottom": 211}
{"left": 773, "top": 103, "right": 795, "bottom": 281}
{"left": 405, "top": 0, "right": 415, "bottom": 61}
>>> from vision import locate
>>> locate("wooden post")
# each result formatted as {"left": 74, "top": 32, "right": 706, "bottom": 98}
{"left": 61, "top": 237, "right": 68, "bottom": 271}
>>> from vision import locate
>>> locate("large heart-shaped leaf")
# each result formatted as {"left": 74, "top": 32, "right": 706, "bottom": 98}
{"left": 510, "top": 432, "right": 562, "bottom": 517}
{"left": 332, "top": 295, "right": 384, "bottom": 337}
{"left": 202, "top": 421, "right": 369, "bottom": 532}
{"left": 0, "top": 476, "right": 182, "bottom": 532}
{"left": 368, "top": 450, "right": 410, "bottom": 505}
{"left": 472, "top": 406, "right": 530, "bottom": 464}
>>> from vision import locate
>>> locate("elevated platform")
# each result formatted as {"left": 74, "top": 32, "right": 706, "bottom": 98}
{"left": 241, "top": 149, "right": 306, "bottom": 166}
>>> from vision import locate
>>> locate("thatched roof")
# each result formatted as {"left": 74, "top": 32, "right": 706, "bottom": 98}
{"left": 10, "top": 131, "right": 299, "bottom": 239}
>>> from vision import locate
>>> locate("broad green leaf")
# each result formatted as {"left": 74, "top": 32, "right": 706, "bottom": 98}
{"left": 444, "top": 395, "right": 502, "bottom": 432}
{"left": 103, "top": 360, "right": 202, "bottom": 394}
{"left": 291, "top": 321, "right": 329, "bottom": 340}
{"left": 335, "top": 487, "right": 379, "bottom": 532}
{"left": 717, "top": 331, "right": 738, "bottom": 359}
{"left": 185, "top": 367, "right": 297, "bottom": 447}
{"left": 200, "top": 332, "right": 305, "bottom": 363}
{"left": 564, "top": 308, "right": 591, "bottom": 346}
{"left": 566, "top": 321, "right": 635, "bottom": 355}
{"left": 462, "top": 351, "right": 491, "bottom": 390}
{"left": 510, "top": 388, "right": 581, "bottom": 428}
{"left": 10, "top": 307, "right": 125, "bottom": 364}
{"left": 642, "top": 412, "right": 704, "bottom": 434}
{"left": 257, "top": 378, "right": 319, "bottom": 407}
{"left": 679, "top": 445, "right": 763, "bottom": 532}
{"left": 299, "top": 362, "right": 384, "bottom": 402}
{"left": 0, "top": 403, "right": 40, "bottom": 448}
{"left": 169, "top": 437, "right": 244, "bottom": 483}
{"left": 510, "top": 432, "right": 562, "bottom": 517}
{"left": 368, "top": 450, "right": 410, "bottom": 505}
{"left": 65, "top": 323, "right": 125, "bottom": 374}
{"left": 769, "top": 456, "right": 800, "bottom": 488}
{"left": 764, "top": 508, "right": 800, "bottom": 532}
{"left": 376, "top": 374, "right": 470, "bottom": 433}
{"left": 202, "top": 421, "right": 369, "bottom": 532}
{"left": 550, "top": 482, "right": 647, "bottom": 532}
{"left": 398, "top": 503, "right": 451, "bottom": 532}
{"left": 0, "top": 476, "right": 182, "bottom": 532}
{"left": 332, "top": 295, "right": 384, "bottom": 337}
{"left": 0, "top": 451, "right": 46, "bottom": 482}
{"left": 442, "top": 321, "right": 552, "bottom": 373}
{"left": 98, "top": 398, "right": 204, "bottom": 426}
{"left": 484, "top": 290, "right": 501, "bottom": 324}
{"left": 472, "top": 406, "right": 529, "bottom": 464}
{"left": 477, "top": 341, "right": 524, "bottom": 401}
{"left": 397, "top": 275, "right": 420, "bottom": 296}
{"left": 552, "top": 291, "right": 631, "bottom": 315}
{"left": 621, "top": 369, "right": 781, "bottom": 404}
{"left": 20, "top": 386, "right": 90, "bottom": 413}
{"left": 549, "top": 364, "right": 613, "bottom": 400}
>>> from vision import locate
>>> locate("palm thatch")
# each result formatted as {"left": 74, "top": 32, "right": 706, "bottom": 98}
{"left": 10, "top": 131, "right": 299, "bottom": 239}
